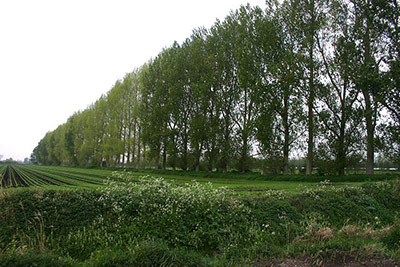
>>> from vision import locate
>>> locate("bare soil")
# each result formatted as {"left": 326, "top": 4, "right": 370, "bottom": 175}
{"left": 254, "top": 255, "right": 398, "bottom": 266}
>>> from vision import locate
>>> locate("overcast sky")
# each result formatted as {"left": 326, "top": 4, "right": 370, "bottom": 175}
{"left": 0, "top": 0, "right": 266, "bottom": 161}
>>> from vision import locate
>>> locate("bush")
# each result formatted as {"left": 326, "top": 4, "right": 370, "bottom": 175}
{"left": 294, "top": 185, "right": 396, "bottom": 227}
{"left": 244, "top": 198, "right": 301, "bottom": 244}
{"left": 0, "top": 189, "right": 105, "bottom": 246}
{"left": 0, "top": 253, "right": 73, "bottom": 267}
{"left": 98, "top": 174, "right": 252, "bottom": 251}
{"left": 87, "top": 241, "right": 213, "bottom": 267}
{"left": 381, "top": 225, "right": 400, "bottom": 250}
{"left": 1, "top": 173, "right": 400, "bottom": 264}
{"left": 361, "top": 181, "right": 400, "bottom": 210}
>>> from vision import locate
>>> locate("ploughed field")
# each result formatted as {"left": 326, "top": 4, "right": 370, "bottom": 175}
{"left": 1, "top": 164, "right": 398, "bottom": 194}
{"left": 0, "top": 165, "right": 109, "bottom": 188}
{"left": 0, "top": 164, "right": 344, "bottom": 193}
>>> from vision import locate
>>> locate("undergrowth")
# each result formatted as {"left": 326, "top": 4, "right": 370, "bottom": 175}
{"left": 0, "top": 173, "right": 399, "bottom": 266}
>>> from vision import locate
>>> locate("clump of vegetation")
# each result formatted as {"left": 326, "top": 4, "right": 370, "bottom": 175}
{"left": 0, "top": 253, "right": 74, "bottom": 267}
{"left": 87, "top": 241, "right": 214, "bottom": 267}
{"left": 381, "top": 225, "right": 400, "bottom": 251}
{"left": 96, "top": 172, "right": 252, "bottom": 251}
{"left": 0, "top": 172, "right": 399, "bottom": 265}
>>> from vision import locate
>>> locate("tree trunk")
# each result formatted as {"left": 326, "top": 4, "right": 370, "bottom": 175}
{"left": 306, "top": 0, "right": 316, "bottom": 176}
{"left": 208, "top": 141, "right": 215, "bottom": 172}
{"left": 283, "top": 90, "right": 290, "bottom": 175}
{"left": 337, "top": 124, "right": 346, "bottom": 176}
{"left": 363, "top": 15, "right": 375, "bottom": 175}
{"left": 137, "top": 125, "right": 141, "bottom": 169}
{"left": 182, "top": 126, "right": 188, "bottom": 171}
{"left": 240, "top": 137, "right": 248, "bottom": 173}
{"left": 364, "top": 93, "right": 375, "bottom": 174}
{"left": 155, "top": 151, "right": 160, "bottom": 169}
{"left": 306, "top": 61, "right": 315, "bottom": 175}
{"left": 162, "top": 141, "right": 167, "bottom": 170}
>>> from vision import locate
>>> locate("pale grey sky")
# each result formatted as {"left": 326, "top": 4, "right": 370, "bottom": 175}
{"left": 0, "top": 0, "right": 266, "bottom": 161}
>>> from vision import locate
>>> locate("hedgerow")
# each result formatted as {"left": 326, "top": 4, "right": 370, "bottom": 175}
{"left": 0, "top": 173, "right": 399, "bottom": 265}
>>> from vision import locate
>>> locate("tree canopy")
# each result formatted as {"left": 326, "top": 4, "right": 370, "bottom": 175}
{"left": 32, "top": 1, "right": 400, "bottom": 175}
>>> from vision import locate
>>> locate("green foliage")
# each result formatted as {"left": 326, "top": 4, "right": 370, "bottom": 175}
{"left": 0, "top": 253, "right": 73, "bottom": 267}
{"left": 361, "top": 180, "right": 400, "bottom": 210}
{"left": 295, "top": 184, "right": 396, "bottom": 227}
{"left": 0, "top": 189, "right": 104, "bottom": 245}
{"left": 244, "top": 198, "right": 301, "bottom": 244}
{"left": 31, "top": 0, "right": 399, "bottom": 176}
{"left": 87, "top": 241, "right": 213, "bottom": 267}
{"left": 98, "top": 172, "right": 252, "bottom": 250}
{"left": 381, "top": 225, "right": 400, "bottom": 251}
{"left": 1, "top": 173, "right": 400, "bottom": 265}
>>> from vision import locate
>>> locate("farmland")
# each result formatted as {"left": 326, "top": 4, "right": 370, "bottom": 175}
{"left": 0, "top": 165, "right": 108, "bottom": 188}
{"left": 0, "top": 164, "right": 379, "bottom": 194}
{"left": 0, "top": 165, "right": 400, "bottom": 266}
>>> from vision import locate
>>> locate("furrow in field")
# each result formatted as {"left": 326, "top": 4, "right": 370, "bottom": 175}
{"left": 19, "top": 166, "right": 102, "bottom": 186}
{"left": 15, "top": 167, "right": 70, "bottom": 186}
{"left": 15, "top": 167, "right": 46, "bottom": 186}
{"left": 10, "top": 166, "right": 29, "bottom": 187}
{"left": 34, "top": 168, "right": 104, "bottom": 185}
{"left": 2, "top": 166, "right": 10, "bottom": 187}
{"left": 34, "top": 166, "right": 110, "bottom": 179}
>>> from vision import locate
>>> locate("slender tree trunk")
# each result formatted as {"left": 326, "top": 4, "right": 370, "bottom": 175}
{"left": 306, "top": 46, "right": 315, "bottom": 175}
{"left": 240, "top": 135, "right": 248, "bottom": 173}
{"left": 208, "top": 141, "right": 215, "bottom": 172}
{"left": 155, "top": 148, "right": 160, "bottom": 170}
{"left": 363, "top": 17, "right": 375, "bottom": 175}
{"left": 162, "top": 141, "right": 167, "bottom": 171}
{"left": 137, "top": 125, "right": 141, "bottom": 169}
{"left": 337, "top": 121, "right": 346, "bottom": 176}
{"left": 171, "top": 137, "right": 176, "bottom": 171}
{"left": 126, "top": 126, "right": 131, "bottom": 166}
{"left": 306, "top": 0, "right": 316, "bottom": 176}
{"left": 364, "top": 93, "right": 375, "bottom": 174}
{"left": 183, "top": 130, "right": 188, "bottom": 171}
{"left": 283, "top": 90, "right": 290, "bottom": 175}
{"left": 195, "top": 142, "right": 203, "bottom": 172}
{"left": 222, "top": 132, "right": 229, "bottom": 173}
{"left": 142, "top": 144, "right": 146, "bottom": 169}
{"left": 222, "top": 114, "right": 231, "bottom": 173}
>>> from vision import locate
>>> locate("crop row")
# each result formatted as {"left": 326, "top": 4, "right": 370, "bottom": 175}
{"left": 0, "top": 165, "right": 106, "bottom": 188}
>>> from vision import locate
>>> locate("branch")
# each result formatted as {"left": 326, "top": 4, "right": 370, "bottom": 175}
{"left": 316, "top": 35, "right": 343, "bottom": 104}
{"left": 313, "top": 107, "right": 340, "bottom": 138}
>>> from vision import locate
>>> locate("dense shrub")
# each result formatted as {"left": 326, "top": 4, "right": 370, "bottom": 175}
{"left": 0, "top": 189, "right": 104, "bottom": 245}
{"left": 1, "top": 173, "right": 400, "bottom": 265}
{"left": 98, "top": 173, "right": 251, "bottom": 250}
{"left": 0, "top": 253, "right": 73, "bottom": 267}
{"left": 381, "top": 225, "right": 400, "bottom": 250}
{"left": 87, "top": 241, "right": 213, "bottom": 267}
{"left": 361, "top": 180, "right": 400, "bottom": 210}
{"left": 244, "top": 197, "right": 301, "bottom": 244}
{"left": 294, "top": 184, "right": 397, "bottom": 227}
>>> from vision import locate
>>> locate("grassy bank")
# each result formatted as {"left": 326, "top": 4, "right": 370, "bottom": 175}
{"left": 0, "top": 171, "right": 399, "bottom": 266}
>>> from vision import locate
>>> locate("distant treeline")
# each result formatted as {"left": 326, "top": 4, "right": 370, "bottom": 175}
{"left": 32, "top": 1, "right": 400, "bottom": 176}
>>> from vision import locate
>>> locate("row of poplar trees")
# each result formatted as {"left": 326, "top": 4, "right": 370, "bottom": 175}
{"left": 32, "top": 0, "right": 400, "bottom": 176}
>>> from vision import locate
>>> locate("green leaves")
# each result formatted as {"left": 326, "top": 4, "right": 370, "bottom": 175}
{"left": 32, "top": 1, "right": 399, "bottom": 173}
